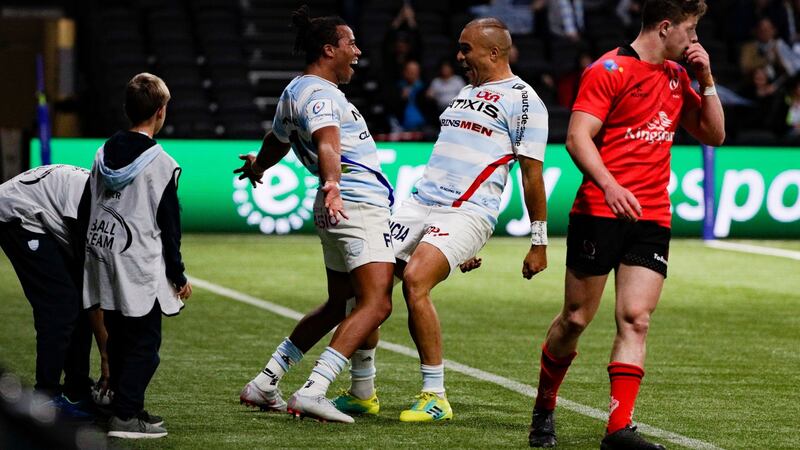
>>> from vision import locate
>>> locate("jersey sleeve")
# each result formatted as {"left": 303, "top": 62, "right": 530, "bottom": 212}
{"left": 572, "top": 59, "right": 623, "bottom": 122}
{"left": 270, "top": 93, "right": 291, "bottom": 144}
{"left": 302, "top": 89, "right": 343, "bottom": 134}
{"left": 680, "top": 67, "right": 702, "bottom": 112}
{"left": 508, "top": 88, "right": 548, "bottom": 162}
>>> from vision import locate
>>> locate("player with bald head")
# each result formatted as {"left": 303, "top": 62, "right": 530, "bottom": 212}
{"left": 333, "top": 17, "right": 551, "bottom": 423}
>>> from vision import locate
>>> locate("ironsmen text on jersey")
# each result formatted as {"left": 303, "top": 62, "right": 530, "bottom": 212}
{"left": 413, "top": 76, "right": 548, "bottom": 225}
{"left": 271, "top": 75, "right": 393, "bottom": 209}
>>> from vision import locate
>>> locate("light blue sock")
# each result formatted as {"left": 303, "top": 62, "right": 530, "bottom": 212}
{"left": 299, "top": 346, "right": 348, "bottom": 396}
{"left": 421, "top": 363, "right": 445, "bottom": 396}
{"left": 253, "top": 337, "right": 303, "bottom": 391}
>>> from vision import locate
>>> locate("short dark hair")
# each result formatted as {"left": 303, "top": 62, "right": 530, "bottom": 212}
{"left": 641, "top": 0, "right": 707, "bottom": 29}
{"left": 124, "top": 73, "right": 170, "bottom": 126}
{"left": 291, "top": 5, "right": 348, "bottom": 65}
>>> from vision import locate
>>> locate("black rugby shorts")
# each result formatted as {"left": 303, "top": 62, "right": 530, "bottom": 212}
{"left": 565, "top": 214, "right": 671, "bottom": 278}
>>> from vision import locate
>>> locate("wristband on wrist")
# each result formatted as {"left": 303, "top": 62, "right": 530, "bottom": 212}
{"left": 702, "top": 84, "right": 717, "bottom": 96}
{"left": 530, "top": 220, "right": 548, "bottom": 246}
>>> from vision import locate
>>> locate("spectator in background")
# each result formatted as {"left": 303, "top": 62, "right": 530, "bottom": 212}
{"left": 426, "top": 59, "right": 466, "bottom": 114}
{"left": 780, "top": 75, "right": 800, "bottom": 140}
{"left": 470, "top": 0, "right": 546, "bottom": 35}
{"left": 555, "top": 49, "right": 593, "bottom": 107}
{"left": 548, "top": 0, "right": 584, "bottom": 42}
{"left": 382, "top": 2, "right": 422, "bottom": 86}
{"left": 739, "top": 65, "right": 782, "bottom": 131}
{"left": 729, "top": 0, "right": 776, "bottom": 43}
{"left": 390, "top": 60, "right": 433, "bottom": 132}
{"left": 773, "top": 0, "right": 800, "bottom": 48}
{"left": 741, "top": 17, "right": 800, "bottom": 81}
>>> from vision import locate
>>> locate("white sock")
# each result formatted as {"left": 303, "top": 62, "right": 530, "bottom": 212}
{"left": 253, "top": 337, "right": 303, "bottom": 391}
{"left": 349, "top": 348, "right": 376, "bottom": 399}
{"left": 421, "top": 363, "right": 445, "bottom": 397}
{"left": 253, "top": 358, "right": 284, "bottom": 391}
{"left": 297, "top": 347, "right": 348, "bottom": 397}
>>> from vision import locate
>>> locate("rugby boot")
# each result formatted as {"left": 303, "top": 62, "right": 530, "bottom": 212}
{"left": 600, "top": 425, "right": 666, "bottom": 450}
{"left": 528, "top": 408, "right": 557, "bottom": 447}
{"left": 399, "top": 391, "right": 453, "bottom": 422}
{"left": 333, "top": 389, "right": 380, "bottom": 415}
{"left": 239, "top": 381, "right": 287, "bottom": 412}
{"left": 286, "top": 392, "right": 355, "bottom": 423}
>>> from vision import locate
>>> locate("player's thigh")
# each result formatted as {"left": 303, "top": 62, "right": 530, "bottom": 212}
{"left": 418, "top": 208, "right": 493, "bottom": 273}
{"left": 619, "top": 220, "right": 671, "bottom": 278}
{"left": 563, "top": 267, "right": 608, "bottom": 322}
{"left": 614, "top": 263, "right": 665, "bottom": 321}
{"left": 350, "top": 261, "right": 394, "bottom": 302}
{"left": 389, "top": 199, "right": 430, "bottom": 265}
{"left": 315, "top": 197, "right": 394, "bottom": 274}
{"left": 565, "top": 214, "right": 631, "bottom": 276}
{"left": 403, "top": 242, "right": 451, "bottom": 292}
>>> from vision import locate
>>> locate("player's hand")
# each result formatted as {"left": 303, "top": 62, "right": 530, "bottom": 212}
{"left": 459, "top": 256, "right": 482, "bottom": 273}
{"left": 177, "top": 282, "right": 192, "bottom": 300}
{"left": 684, "top": 41, "right": 713, "bottom": 87}
{"left": 522, "top": 245, "right": 547, "bottom": 279}
{"left": 322, "top": 180, "right": 349, "bottom": 221}
{"left": 233, "top": 154, "right": 264, "bottom": 188}
{"left": 604, "top": 182, "right": 642, "bottom": 221}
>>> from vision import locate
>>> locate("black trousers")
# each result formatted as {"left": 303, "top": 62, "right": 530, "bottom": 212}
{"left": 104, "top": 301, "right": 162, "bottom": 420}
{"left": 0, "top": 222, "right": 92, "bottom": 399}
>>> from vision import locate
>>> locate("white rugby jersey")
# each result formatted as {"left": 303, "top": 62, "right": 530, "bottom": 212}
{"left": 0, "top": 164, "right": 88, "bottom": 248}
{"left": 413, "top": 76, "right": 548, "bottom": 225}
{"left": 272, "top": 75, "right": 393, "bottom": 209}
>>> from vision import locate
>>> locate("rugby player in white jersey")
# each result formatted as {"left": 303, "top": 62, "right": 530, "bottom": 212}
{"left": 333, "top": 17, "right": 551, "bottom": 422}
{"left": 234, "top": 5, "right": 395, "bottom": 423}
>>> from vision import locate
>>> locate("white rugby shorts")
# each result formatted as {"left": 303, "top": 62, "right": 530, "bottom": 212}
{"left": 390, "top": 197, "right": 494, "bottom": 271}
{"left": 313, "top": 190, "right": 394, "bottom": 273}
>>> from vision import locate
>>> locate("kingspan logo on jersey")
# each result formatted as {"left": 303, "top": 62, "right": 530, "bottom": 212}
{"left": 624, "top": 111, "right": 675, "bottom": 144}
{"left": 232, "top": 152, "right": 317, "bottom": 234}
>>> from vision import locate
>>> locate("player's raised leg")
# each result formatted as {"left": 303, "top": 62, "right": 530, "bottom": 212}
{"left": 398, "top": 244, "right": 453, "bottom": 422}
{"left": 240, "top": 269, "right": 352, "bottom": 412}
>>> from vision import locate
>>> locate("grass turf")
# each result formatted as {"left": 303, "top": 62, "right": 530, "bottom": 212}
{"left": 1, "top": 235, "right": 798, "bottom": 449}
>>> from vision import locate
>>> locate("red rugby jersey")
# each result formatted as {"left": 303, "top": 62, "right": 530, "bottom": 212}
{"left": 570, "top": 46, "right": 701, "bottom": 228}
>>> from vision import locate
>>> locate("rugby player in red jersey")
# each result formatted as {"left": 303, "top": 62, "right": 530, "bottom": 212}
{"left": 528, "top": 1, "right": 724, "bottom": 448}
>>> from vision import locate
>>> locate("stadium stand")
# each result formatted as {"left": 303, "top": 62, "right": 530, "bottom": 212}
{"left": 2, "top": 0, "right": 799, "bottom": 144}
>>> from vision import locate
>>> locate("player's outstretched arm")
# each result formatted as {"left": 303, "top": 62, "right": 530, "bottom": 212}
{"left": 519, "top": 156, "right": 548, "bottom": 279}
{"left": 566, "top": 112, "right": 642, "bottom": 221}
{"left": 234, "top": 131, "right": 291, "bottom": 188}
{"left": 680, "top": 42, "right": 725, "bottom": 146}
{"left": 312, "top": 126, "right": 348, "bottom": 221}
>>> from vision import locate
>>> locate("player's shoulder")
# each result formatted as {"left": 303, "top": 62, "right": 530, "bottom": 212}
{"left": 283, "top": 76, "right": 341, "bottom": 102}
{"left": 494, "top": 76, "right": 547, "bottom": 112}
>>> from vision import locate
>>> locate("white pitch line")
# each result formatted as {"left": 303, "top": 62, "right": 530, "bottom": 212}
{"left": 189, "top": 276, "right": 721, "bottom": 450}
{"left": 705, "top": 240, "right": 800, "bottom": 261}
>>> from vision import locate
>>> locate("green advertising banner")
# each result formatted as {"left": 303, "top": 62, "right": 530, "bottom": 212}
{"left": 30, "top": 139, "right": 800, "bottom": 237}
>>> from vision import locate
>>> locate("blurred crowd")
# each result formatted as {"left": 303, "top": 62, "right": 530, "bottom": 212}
{"left": 362, "top": 0, "right": 800, "bottom": 144}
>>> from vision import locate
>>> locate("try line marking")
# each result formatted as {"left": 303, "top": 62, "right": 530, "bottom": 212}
{"left": 705, "top": 240, "right": 800, "bottom": 261}
{"left": 189, "top": 276, "right": 721, "bottom": 450}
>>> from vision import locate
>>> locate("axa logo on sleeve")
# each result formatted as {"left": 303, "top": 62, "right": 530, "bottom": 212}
{"left": 669, "top": 169, "right": 800, "bottom": 237}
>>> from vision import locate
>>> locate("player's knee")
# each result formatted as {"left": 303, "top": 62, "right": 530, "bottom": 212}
{"left": 618, "top": 311, "right": 651, "bottom": 336}
{"left": 559, "top": 311, "right": 590, "bottom": 336}
{"left": 401, "top": 272, "right": 432, "bottom": 304}
{"left": 366, "top": 297, "right": 392, "bottom": 322}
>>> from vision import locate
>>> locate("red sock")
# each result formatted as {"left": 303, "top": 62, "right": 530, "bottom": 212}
{"left": 534, "top": 344, "right": 577, "bottom": 411}
{"left": 606, "top": 362, "right": 645, "bottom": 434}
